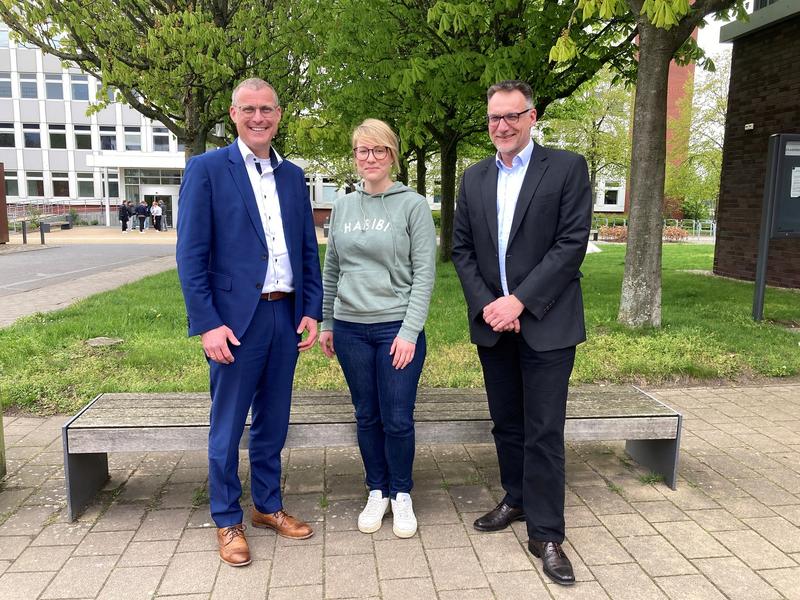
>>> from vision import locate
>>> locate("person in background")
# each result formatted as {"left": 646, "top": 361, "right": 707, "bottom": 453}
{"left": 135, "top": 200, "right": 149, "bottom": 233}
{"left": 118, "top": 201, "right": 130, "bottom": 233}
{"left": 319, "top": 118, "right": 436, "bottom": 539}
{"left": 151, "top": 200, "right": 163, "bottom": 231}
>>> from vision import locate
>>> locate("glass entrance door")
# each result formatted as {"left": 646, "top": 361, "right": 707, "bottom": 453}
{"left": 144, "top": 194, "right": 172, "bottom": 229}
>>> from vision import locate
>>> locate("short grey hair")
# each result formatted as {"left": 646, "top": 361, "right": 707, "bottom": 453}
{"left": 487, "top": 80, "right": 534, "bottom": 108}
{"left": 231, "top": 78, "right": 280, "bottom": 107}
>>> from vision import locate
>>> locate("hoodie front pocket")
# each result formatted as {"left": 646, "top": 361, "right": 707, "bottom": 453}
{"left": 336, "top": 270, "right": 402, "bottom": 314}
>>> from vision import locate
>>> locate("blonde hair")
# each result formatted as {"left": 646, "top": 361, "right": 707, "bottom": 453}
{"left": 351, "top": 118, "right": 400, "bottom": 170}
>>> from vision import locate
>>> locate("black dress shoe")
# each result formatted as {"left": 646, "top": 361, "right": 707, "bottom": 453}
{"left": 529, "top": 540, "right": 575, "bottom": 586}
{"left": 473, "top": 501, "right": 525, "bottom": 531}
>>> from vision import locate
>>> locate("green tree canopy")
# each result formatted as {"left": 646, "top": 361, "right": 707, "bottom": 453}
{"left": 0, "top": 0, "right": 317, "bottom": 157}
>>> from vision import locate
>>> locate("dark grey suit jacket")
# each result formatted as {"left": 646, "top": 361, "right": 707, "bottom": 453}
{"left": 452, "top": 143, "right": 592, "bottom": 351}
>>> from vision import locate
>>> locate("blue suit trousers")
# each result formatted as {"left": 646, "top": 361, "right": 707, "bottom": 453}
{"left": 207, "top": 296, "right": 298, "bottom": 527}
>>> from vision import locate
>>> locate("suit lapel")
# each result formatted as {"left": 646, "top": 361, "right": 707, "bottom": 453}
{"left": 227, "top": 142, "right": 268, "bottom": 251}
{"left": 481, "top": 159, "right": 499, "bottom": 253}
{"left": 507, "top": 144, "right": 548, "bottom": 246}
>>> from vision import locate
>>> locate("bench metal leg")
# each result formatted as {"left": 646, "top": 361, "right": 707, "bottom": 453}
{"left": 625, "top": 414, "right": 682, "bottom": 490}
{"left": 64, "top": 451, "right": 109, "bottom": 521}
{"left": 62, "top": 423, "right": 109, "bottom": 521}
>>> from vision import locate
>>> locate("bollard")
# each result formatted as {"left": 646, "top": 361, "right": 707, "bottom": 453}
{"left": 40, "top": 225, "right": 46, "bottom": 245}
{"left": 0, "top": 409, "right": 5, "bottom": 480}
{"left": 21, "top": 220, "right": 27, "bottom": 244}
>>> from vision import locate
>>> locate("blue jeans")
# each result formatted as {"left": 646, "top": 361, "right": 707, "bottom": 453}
{"left": 333, "top": 319, "right": 426, "bottom": 497}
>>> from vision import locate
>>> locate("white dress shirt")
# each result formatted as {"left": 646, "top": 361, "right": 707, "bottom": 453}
{"left": 237, "top": 138, "right": 294, "bottom": 293}
{"left": 496, "top": 139, "right": 534, "bottom": 296}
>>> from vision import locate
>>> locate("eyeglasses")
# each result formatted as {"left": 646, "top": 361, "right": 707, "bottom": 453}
{"left": 486, "top": 108, "right": 533, "bottom": 126}
{"left": 236, "top": 105, "right": 278, "bottom": 117}
{"left": 353, "top": 146, "right": 389, "bottom": 160}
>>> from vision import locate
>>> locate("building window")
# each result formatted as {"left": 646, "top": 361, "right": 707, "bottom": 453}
{"left": 52, "top": 172, "right": 70, "bottom": 197}
{"left": 603, "top": 189, "right": 619, "bottom": 205}
{"left": 71, "top": 74, "right": 89, "bottom": 101}
{"left": 77, "top": 172, "right": 94, "bottom": 198}
{"left": 153, "top": 126, "right": 170, "bottom": 152}
{"left": 49, "top": 124, "right": 66, "bottom": 149}
{"left": 105, "top": 171, "right": 120, "bottom": 198}
{"left": 0, "top": 29, "right": 9, "bottom": 49}
{"left": 45, "top": 73, "right": 64, "bottom": 100}
{"left": 100, "top": 126, "right": 117, "bottom": 150}
{"left": 19, "top": 72, "right": 38, "bottom": 99}
{"left": 23, "top": 123, "right": 41, "bottom": 148}
{"left": 0, "top": 72, "right": 11, "bottom": 98}
{"left": 27, "top": 171, "right": 44, "bottom": 197}
{"left": 74, "top": 124, "right": 92, "bottom": 150}
{"left": 0, "top": 122, "right": 14, "bottom": 147}
{"left": 124, "top": 126, "right": 141, "bottom": 151}
{"left": 4, "top": 171, "right": 18, "bottom": 197}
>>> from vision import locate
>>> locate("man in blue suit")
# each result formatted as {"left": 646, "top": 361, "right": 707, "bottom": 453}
{"left": 176, "top": 78, "right": 322, "bottom": 567}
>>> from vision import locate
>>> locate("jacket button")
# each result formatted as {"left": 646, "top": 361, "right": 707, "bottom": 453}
{"left": 255, "top": 283, "right": 261, "bottom": 288}
{"left": 262, "top": 255, "right": 267, "bottom": 261}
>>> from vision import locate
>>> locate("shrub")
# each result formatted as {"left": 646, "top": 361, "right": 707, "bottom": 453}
{"left": 27, "top": 207, "right": 42, "bottom": 229}
{"left": 663, "top": 225, "right": 689, "bottom": 242}
{"left": 681, "top": 197, "right": 711, "bottom": 221}
{"left": 430, "top": 209, "right": 441, "bottom": 229}
{"left": 69, "top": 207, "right": 80, "bottom": 225}
{"left": 598, "top": 225, "right": 627, "bottom": 242}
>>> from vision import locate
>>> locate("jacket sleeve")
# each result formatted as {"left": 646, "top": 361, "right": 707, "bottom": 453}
{"left": 397, "top": 198, "right": 437, "bottom": 343}
{"left": 299, "top": 172, "right": 323, "bottom": 322}
{"left": 175, "top": 157, "right": 224, "bottom": 336}
{"left": 452, "top": 171, "right": 497, "bottom": 324}
{"left": 320, "top": 203, "right": 339, "bottom": 332}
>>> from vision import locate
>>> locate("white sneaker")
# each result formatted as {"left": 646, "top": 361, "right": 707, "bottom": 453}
{"left": 391, "top": 493, "right": 417, "bottom": 538}
{"left": 358, "top": 490, "right": 390, "bottom": 534}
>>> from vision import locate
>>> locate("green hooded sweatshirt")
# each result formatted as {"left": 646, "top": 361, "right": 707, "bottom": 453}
{"left": 321, "top": 181, "right": 437, "bottom": 343}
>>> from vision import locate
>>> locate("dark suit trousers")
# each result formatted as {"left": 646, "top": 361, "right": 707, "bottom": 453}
{"left": 477, "top": 334, "right": 575, "bottom": 542}
{"left": 207, "top": 296, "right": 299, "bottom": 527}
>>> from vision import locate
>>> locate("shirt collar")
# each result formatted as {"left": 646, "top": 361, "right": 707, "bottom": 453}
{"left": 495, "top": 138, "right": 534, "bottom": 171}
{"left": 237, "top": 137, "right": 283, "bottom": 170}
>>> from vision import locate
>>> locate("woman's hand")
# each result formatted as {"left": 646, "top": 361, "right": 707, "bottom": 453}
{"left": 319, "top": 330, "right": 335, "bottom": 358}
{"left": 389, "top": 336, "right": 416, "bottom": 369}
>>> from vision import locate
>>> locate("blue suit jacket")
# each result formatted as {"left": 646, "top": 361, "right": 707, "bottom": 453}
{"left": 176, "top": 140, "right": 323, "bottom": 339}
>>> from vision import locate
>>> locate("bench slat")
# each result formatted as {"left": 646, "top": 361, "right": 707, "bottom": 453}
{"left": 67, "top": 415, "right": 679, "bottom": 453}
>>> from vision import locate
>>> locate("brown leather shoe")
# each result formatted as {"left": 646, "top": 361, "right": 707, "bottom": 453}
{"left": 252, "top": 508, "right": 314, "bottom": 540}
{"left": 217, "top": 524, "right": 251, "bottom": 567}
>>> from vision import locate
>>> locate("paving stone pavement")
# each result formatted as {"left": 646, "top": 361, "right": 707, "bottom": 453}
{"left": 1, "top": 383, "right": 799, "bottom": 599}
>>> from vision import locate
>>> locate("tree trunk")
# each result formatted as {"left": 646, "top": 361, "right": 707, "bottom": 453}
{"left": 438, "top": 132, "right": 458, "bottom": 262}
{"left": 398, "top": 155, "right": 409, "bottom": 185}
{"left": 415, "top": 146, "right": 427, "bottom": 197}
{"left": 618, "top": 26, "right": 675, "bottom": 328}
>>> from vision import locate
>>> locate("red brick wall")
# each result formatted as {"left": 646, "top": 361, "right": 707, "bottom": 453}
{"left": 713, "top": 15, "right": 800, "bottom": 288}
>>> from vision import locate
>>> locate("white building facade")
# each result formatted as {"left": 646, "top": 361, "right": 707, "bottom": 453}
{"left": 1, "top": 26, "right": 340, "bottom": 227}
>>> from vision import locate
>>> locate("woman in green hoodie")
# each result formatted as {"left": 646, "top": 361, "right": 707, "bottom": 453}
{"left": 319, "top": 119, "right": 437, "bottom": 538}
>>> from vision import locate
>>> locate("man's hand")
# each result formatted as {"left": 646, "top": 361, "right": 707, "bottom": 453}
{"left": 201, "top": 325, "right": 240, "bottom": 364}
{"left": 319, "top": 331, "right": 335, "bottom": 358}
{"left": 297, "top": 316, "right": 318, "bottom": 351}
{"left": 483, "top": 295, "right": 524, "bottom": 332}
{"left": 389, "top": 337, "right": 416, "bottom": 370}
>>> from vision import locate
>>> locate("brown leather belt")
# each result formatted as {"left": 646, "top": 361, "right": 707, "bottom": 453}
{"left": 260, "top": 291, "right": 292, "bottom": 301}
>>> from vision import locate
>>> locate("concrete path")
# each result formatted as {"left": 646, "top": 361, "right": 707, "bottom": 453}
{"left": 1, "top": 383, "right": 799, "bottom": 599}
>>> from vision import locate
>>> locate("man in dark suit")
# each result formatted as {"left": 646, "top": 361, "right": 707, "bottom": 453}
{"left": 452, "top": 80, "right": 591, "bottom": 586}
{"left": 176, "top": 78, "right": 322, "bottom": 567}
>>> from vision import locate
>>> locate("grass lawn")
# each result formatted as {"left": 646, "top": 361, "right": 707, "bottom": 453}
{"left": 1, "top": 244, "right": 798, "bottom": 414}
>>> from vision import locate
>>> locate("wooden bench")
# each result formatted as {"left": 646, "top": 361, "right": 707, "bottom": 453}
{"left": 62, "top": 385, "right": 682, "bottom": 520}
